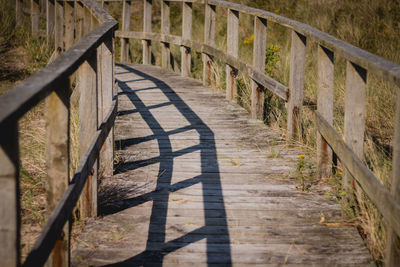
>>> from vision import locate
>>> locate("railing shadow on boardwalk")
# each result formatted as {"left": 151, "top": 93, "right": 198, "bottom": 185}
{"left": 101, "top": 63, "right": 232, "bottom": 266}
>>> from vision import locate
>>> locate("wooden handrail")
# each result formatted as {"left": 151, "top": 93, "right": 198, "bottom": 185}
{"left": 1, "top": 0, "right": 118, "bottom": 266}
{"left": 115, "top": 0, "right": 400, "bottom": 264}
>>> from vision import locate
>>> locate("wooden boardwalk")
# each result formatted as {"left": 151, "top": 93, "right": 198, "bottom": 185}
{"left": 72, "top": 64, "right": 373, "bottom": 266}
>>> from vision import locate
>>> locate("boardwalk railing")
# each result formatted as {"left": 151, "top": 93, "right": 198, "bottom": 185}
{"left": 115, "top": 0, "right": 400, "bottom": 264}
{"left": 3, "top": 0, "right": 400, "bottom": 265}
{"left": 1, "top": 0, "right": 117, "bottom": 266}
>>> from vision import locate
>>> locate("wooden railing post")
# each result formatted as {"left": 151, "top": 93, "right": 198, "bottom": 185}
{"left": 47, "top": 0, "right": 55, "bottom": 46}
{"left": 287, "top": 30, "right": 306, "bottom": 140}
{"left": 251, "top": 16, "right": 266, "bottom": 120}
{"left": 75, "top": 1, "right": 84, "bottom": 41}
{"left": 202, "top": 3, "right": 215, "bottom": 86}
{"left": 45, "top": 77, "right": 70, "bottom": 267}
{"left": 226, "top": 8, "right": 238, "bottom": 101}
{"left": 31, "top": 0, "right": 40, "bottom": 36}
{"left": 142, "top": 0, "right": 152, "bottom": 64}
{"left": 385, "top": 92, "right": 400, "bottom": 266}
{"left": 98, "top": 36, "right": 114, "bottom": 178}
{"left": 121, "top": 0, "right": 131, "bottom": 62}
{"left": 83, "top": 4, "right": 92, "bottom": 36}
{"left": 55, "top": 0, "right": 64, "bottom": 56}
{"left": 64, "top": 1, "right": 74, "bottom": 50}
{"left": 16, "top": 0, "right": 23, "bottom": 27}
{"left": 0, "top": 123, "right": 20, "bottom": 267}
{"left": 316, "top": 45, "right": 334, "bottom": 178}
{"left": 79, "top": 52, "right": 98, "bottom": 218}
{"left": 181, "top": 2, "right": 192, "bottom": 77}
{"left": 161, "top": 0, "right": 170, "bottom": 70}
{"left": 343, "top": 61, "right": 366, "bottom": 192}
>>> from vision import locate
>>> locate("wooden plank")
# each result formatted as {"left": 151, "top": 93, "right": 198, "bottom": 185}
{"left": 79, "top": 52, "right": 98, "bottom": 218}
{"left": 75, "top": 1, "right": 85, "bottom": 40}
{"left": 98, "top": 37, "right": 114, "bottom": 178}
{"left": 120, "top": 0, "right": 131, "bottom": 62}
{"left": 161, "top": 1, "right": 171, "bottom": 70}
{"left": 31, "top": 0, "right": 40, "bottom": 36}
{"left": 385, "top": 91, "right": 400, "bottom": 266}
{"left": 0, "top": 122, "right": 20, "bottom": 267}
{"left": 287, "top": 30, "right": 306, "bottom": 140}
{"left": 55, "top": 0, "right": 64, "bottom": 56}
{"left": 180, "top": 2, "right": 192, "bottom": 77}
{"left": 225, "top": 9, "right": 238, "bottom": 101}
{"left": 47, "top": 0, "right": 55, "bottom": 45}
{"left": 142, "top": 0, "right": 152, "bottom": 65}
{"left": 202, "top": 3, "right": 215, "bottom": 86}
{"left": 64, "top": 1, "right": 75, "bottom": 50}
{"left": 316, "top": 45, "right": 334, "bottom": 178}
{"left": 23, "top": 101, "right": 117, "bottom": 267}
{"left": 343, "top": 61, "right": 366, "bottom": 193}
{"left": 16, "top": 0, "right": 23, "bottom": 27}
{"left": 250, "top": 16, "right": 266, "bottom": 120}
{"left": 315, "top": 111, "right": 400, "bottom": 238}
{"left": 83, "top": 5, "right": 92, "bottom": 36}
{"left": 45, "top": 77, "right": 70, "bottom": 267}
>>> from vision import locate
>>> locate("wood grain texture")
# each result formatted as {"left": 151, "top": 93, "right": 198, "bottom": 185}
{"left": 287, "top": 30, "right": 306, "bottom": 140}
{"left": 72, "top": 64, "right": 373, "bottom": 266}
{"left": 161, "top": 1, "right": 171, "bottom": 70}
{"left": 142, "top": 0, "right": 152, "bottom": 65}
{"left": 343, "top": 61, "right": 366, "bottom": 192}
{"left": 46, "top": 0, "right": 55, "bottom": 45}
{"left": 316, "top": 45, "right": 334, "bottom": 178}
{"left": 0, "top": 123, "right": 20, "bottom": 267}
{"left": 45, "top": 78, "right": 70, "bottom": 267}
{"left": 226, "top": 9, "right": 238, "bottom": 102}
{"left": 64, "top": 1, "right": 75, "bottom": 50}
{"left": 251, "top": 16, "right": 266, "bottom": 120}
{"left": 180, "top": 2, "right": 192, "bottom": 77}
{"left": 55, "top": 0, "right": 64, "bottom": 56}
{"left": 202, "top": 3, "right": 215, "bottom": 86}
{"left": 31, "top": 0, "right": 40, "bottom": 35}
{"left": 121, "top": 0, "right": 131, "bottom": 62}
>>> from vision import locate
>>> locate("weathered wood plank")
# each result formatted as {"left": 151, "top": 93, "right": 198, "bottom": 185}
{"left": 250, "top": 16, "right": 266, "bottom": 120}
{"left": 343, "top": 61, "right": 366, "bottom": 193}
{"left": 31, "top": 0, "right": 40, "bottom": 36}
{"left": 385, "top": 91, "right": 400, "bottom": 266}
{"left": 16, "top": 0, "right": 23, "bottom": 27}
{"left": 287, "top": 30, "right": 306, "bottom": 140}
{"left": 161, "top": 0, "right": 171, "bottom": 70}
{"left": 55, "top": 0, "right": 64, "bottom": 56}
{"left": 47, "top": 0, "right": 55, "bottom": 45}
{"left": 142, "top": 0, "right": 152, "bottom": 64}
{"left": 0, "top": 122, "right": 20, "bottom": 267}
{"left": 202, "top": 3, "right": 215, "bottom": 86}
{"left": 79, "top": 52, "right": 98, "bottom": 218}
{"left": 64, "top": 1, "right": 75, "bottom": 50}
{"left": 316, "top": 45, "right": 334, "bottom": 178}
{"left": 180, "top": 2, "right": 192, "bottom": 77}
{"left": 45, "top": 77, "right": 70, "bottom": 267}
{"left": 226, "top": 9, "right": 238, "bottom": 101}
{"left": 120, "top": 0, "right": 131, "bottom": 62}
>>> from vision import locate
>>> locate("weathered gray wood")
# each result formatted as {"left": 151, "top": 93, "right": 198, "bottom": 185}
{"left": 142, "top": 0, "right": 152, "bottom": 65}
{"left": 343, "top": 61, "right": 366, "bottom": 193}
{"left": 83, "top": 4, "right": 92, "bottom": 35}
{"left": 16, "top": 0, "right": 23, "bottom": 27}
{"left": 79, "top": 52, "right": 99, "bottom": 218}
{"left": 23, "top": 100, "right": 117, "bottom": 267}
{"left": 55, "top": 0, "right": 64, "bottom": 56}
{"left": 31, "top": 0, "right": 40, "bottom": 36}
{"left": 120, "top": 0, "right": 131, "bottom": 62}
{"left": 64, "top": 1, "right": 75, "bottom": 50}
{"left": 98, "top": 37, "right": 114, "bottom": 178}
{"left": 202, "top": 3, "right": 215, "bottom": 86}
{"left": 250, "top": 16, "right": 266, "bottom": 120}
{"left": 75, "top": 2, "right": 85, "bottom": 40}
{"left": 315, "top": 111, "right": 400, "bottom": 239}
{"left": 287, "top": 30, "right": 306, "bottom": 140}
{"left": 161, "top": 1, "right": 171, "bottom": 70}
{"left": 180, "top": 2, "right": 192, "bottom": 77}
{"left": 45, "top": 77, "right": 70, "bottom": 267}
{"left": 0, "top": 123, "right": 20, "bottom": 267}
{"left": 316, "top": 45, "right": 334, "bottom": 178}
{"left": 47, "top": 0, "right": 55, "bottom": 45}
{"left": 385, "top": 92, "right": 400, "bottom": 266}
{"left": 226, "top": 9, "right": 238, "bottom": 101}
